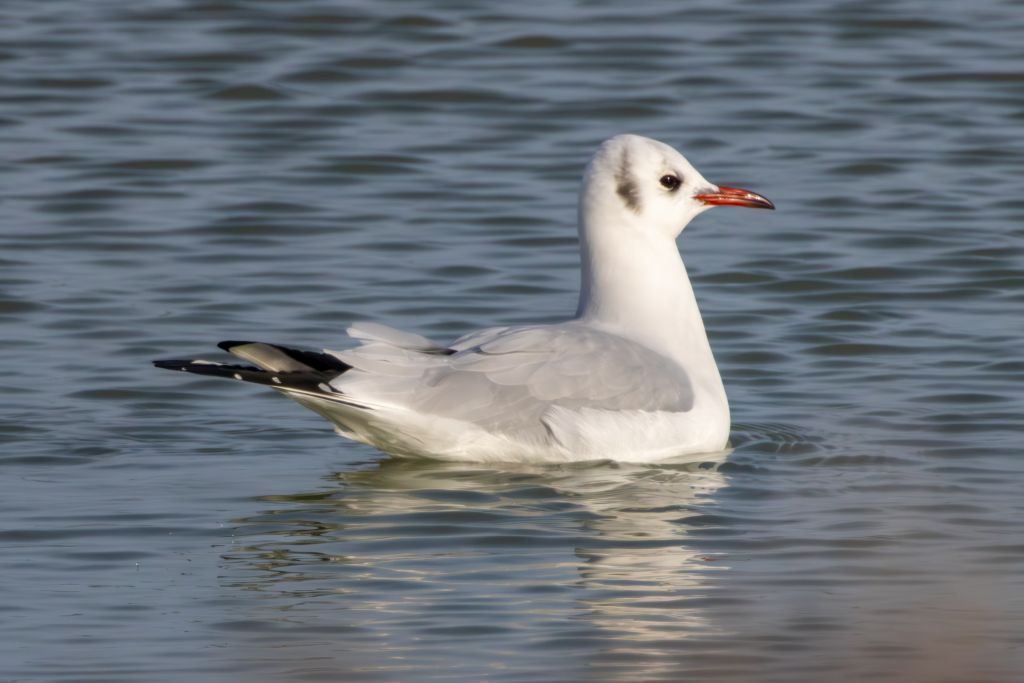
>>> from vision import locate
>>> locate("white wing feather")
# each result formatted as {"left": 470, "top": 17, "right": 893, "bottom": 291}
{"left": 347, "top": 322, "right": 448, "bottom": 352}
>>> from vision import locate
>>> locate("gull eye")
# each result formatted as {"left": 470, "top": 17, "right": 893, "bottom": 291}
{"left": 659, "top": 174, "right": 681, "bottom": 191}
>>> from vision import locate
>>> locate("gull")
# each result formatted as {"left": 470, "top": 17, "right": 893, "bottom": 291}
{"left": 155, "top": 134, "right": 773, "bottom": 463}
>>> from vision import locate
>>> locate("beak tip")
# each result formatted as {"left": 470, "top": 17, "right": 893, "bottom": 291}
{"left": 697, "top": 184, "right": 774, "bottom": 211}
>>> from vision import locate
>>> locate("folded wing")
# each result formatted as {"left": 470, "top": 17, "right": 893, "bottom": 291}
{"left": 330, "top": 322, "right": 694, "bottom": 445}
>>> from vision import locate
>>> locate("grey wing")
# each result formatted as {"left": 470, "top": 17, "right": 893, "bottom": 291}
{"left": 330, "top": 322, "right": 693, "bottom": 440}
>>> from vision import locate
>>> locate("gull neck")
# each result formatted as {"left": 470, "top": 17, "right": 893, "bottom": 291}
{"left": 573, "top": 206, "right": 725, "bottom": 402}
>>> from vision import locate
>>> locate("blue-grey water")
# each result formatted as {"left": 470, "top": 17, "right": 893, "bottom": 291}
{"left": 2, "top": 1, "right": 1023, "bottom": 681}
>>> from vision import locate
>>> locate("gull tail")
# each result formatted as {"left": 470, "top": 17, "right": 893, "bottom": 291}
{"left": 153, "top": 341, "right": 365, "bottom": 407}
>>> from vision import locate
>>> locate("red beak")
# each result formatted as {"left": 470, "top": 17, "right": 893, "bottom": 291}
{"left": 696, "top": 185, "right": 774, "bottom": 210}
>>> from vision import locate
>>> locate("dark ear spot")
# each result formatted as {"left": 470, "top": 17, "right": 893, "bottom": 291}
{"left": 615, "top": 150, "right": 641, "bottom": 213}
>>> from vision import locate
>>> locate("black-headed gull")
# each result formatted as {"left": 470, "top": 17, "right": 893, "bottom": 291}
{"left": 156, "top": 134, "right": 773, "bottom": 463}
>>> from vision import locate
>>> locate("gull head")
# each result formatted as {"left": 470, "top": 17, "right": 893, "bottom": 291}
{"left": 580, "top": 134, "right": 773, "bottom": 239}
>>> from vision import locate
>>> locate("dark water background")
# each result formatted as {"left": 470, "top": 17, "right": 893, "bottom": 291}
{"left": 2, "top": 1, "right": 1023, "bottom": 680}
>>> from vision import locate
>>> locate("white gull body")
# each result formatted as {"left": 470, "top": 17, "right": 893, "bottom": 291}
{"left": 156, "top": 135, "right": 773, "bottom": 463}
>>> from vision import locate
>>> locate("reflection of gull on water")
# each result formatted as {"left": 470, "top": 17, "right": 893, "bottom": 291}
{"left": 559, "top": 459, "right": 731, "bottom": 678}
{"left": 223, "top": 454, "right": 731, "bottom": 680}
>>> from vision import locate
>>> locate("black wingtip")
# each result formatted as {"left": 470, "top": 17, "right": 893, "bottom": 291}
{"left": 153, "top": 358, "right": 267, "bottom": 378}
{"left": 153, "top": 359, "right": 193, "bottom": 371}
{"left": 217, "top": 340, "right": 352, "bottom": 373}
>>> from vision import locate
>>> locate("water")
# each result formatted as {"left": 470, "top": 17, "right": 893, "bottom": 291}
{"left": 2, "top": 0, "right": 1023, "bottom": 680}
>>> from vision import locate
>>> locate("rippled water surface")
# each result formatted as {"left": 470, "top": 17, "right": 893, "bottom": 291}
{"left": 2, "top": 1, "right": 1023, "bottom": 680}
